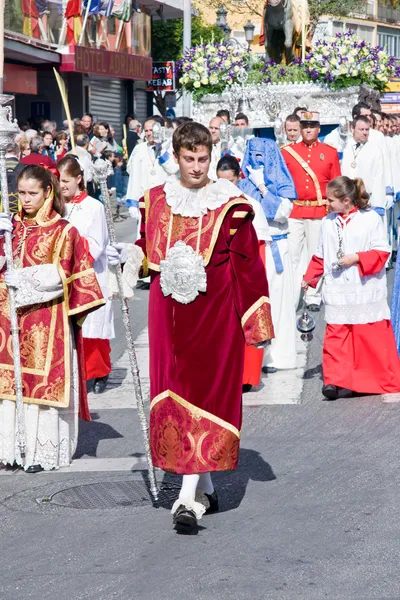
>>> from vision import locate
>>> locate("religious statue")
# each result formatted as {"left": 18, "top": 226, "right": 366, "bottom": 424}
{"left": 260, "top": 0, "right": 310, "bottom": 64}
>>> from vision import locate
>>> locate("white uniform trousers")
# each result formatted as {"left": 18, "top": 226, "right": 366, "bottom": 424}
{"left": 263, "top": 237, "right": 297, "bottom": 369}
{"left": 288, "top": 217, "right": 323, "bottom": 307}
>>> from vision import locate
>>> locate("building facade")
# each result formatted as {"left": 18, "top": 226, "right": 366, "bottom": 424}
{"left": 4, "top": 0, "right": 183, "bottom": 135}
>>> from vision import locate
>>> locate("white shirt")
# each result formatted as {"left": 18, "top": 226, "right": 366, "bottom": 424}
{"left": 342, "top": 137, "right": 387, "bottom": 210}
{"left": 126, "top": 141, "right": 179, "bottom": 203}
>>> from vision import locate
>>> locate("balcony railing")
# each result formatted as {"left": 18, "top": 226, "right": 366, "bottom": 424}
{"left": 378, "top": 3, "right": 400, "bottom": 23}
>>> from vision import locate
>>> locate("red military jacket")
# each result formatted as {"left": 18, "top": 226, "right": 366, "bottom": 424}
{"left": 281, "top": 141, "right": 341, "bottom": 219}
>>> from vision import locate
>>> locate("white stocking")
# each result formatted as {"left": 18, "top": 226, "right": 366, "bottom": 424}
{"left": 171, "top": 474, "right": 206, "bottom": 520}
{"left": 198, "top": 472, "right": 214, "bottom": 495}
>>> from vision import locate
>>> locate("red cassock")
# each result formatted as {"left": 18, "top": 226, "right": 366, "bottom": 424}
{"left": 281, "top": 141, "right": 341, "bottom": 219}
{"left": 137, "top": 185, "right": 274, "bottom": 474}
{"left": 305, "top": 251, "right": 400, "bottom": 394}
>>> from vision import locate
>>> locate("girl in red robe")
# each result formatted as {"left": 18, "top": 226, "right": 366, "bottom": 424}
{"left": 303, "top": 175, "right": 400, "bottom": 400}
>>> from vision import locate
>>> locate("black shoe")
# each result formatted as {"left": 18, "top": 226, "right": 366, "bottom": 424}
{"left": 204, "top": 490, "right": 219, "bottom": 514}
{"left": 337, "top": 387, "right": 353, "bottom": 399}
{"left": 26, "top": 464, "right": 44, "bottom": 473}
{"left": 262, "top": 366, "right": 278, "bottom": 374}
{"left": 93, "top": 375, "right": 109, "bottom": 394}
{"left": 86, "top": 378, "right": 95, "bottom": 393}
{"left": 307, "top": 304, "right": 320, "bottom": 312}
{"left": 242, "top": 384, "right": 252, "bottom": 393}
{"left": 173, "top": 505, "right": 198, "bottom": 532}
{"left": 322, "top": 384, "right": 338, "bottom": 400}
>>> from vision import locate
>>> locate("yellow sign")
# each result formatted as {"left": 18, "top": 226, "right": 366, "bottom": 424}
{"left": 387, "top": 82, "right": 400, "bottom": 92}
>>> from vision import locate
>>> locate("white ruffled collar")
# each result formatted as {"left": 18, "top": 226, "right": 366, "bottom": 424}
{"left": 164, "top": 178, "right": 242, "bottom": 217}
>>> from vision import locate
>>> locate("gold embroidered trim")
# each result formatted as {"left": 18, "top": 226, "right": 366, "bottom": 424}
{"left": 229, "top": 229, "right": 238, "bottom": 235}
{"left": 65, "top": 269, "right": 93, "bottom": 284}
{"left": 241, "top": 296, "right": 270, "bottom": 328}
{"left": 151, "top": 389, "right": 241, "bottom": 438}
{"left": 233, "top": 210, "right": 250, "bottom": 218}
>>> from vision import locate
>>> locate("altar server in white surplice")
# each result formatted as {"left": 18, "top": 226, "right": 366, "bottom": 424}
{"left": 342, "top": 116, "right": 387, "bottom": 218}
{"left": 126, "top": 117, "right": 179, "bottom": 239}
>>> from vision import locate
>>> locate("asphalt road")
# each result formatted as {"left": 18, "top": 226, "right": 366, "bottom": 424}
{"left": 1, "top": 217, "right": 400, "bottom": 600}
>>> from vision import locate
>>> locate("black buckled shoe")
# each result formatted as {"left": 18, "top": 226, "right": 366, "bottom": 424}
{"left": 93, "top": 375, "right": 109, "bottom": 394}
{"left": 242, "top": 384, "right": 252, "bottom": 393}
{"left": 173, "top": 505, "right": 198, "bottom": 532}
{"left": 322, "top": 384, "right": 338, "bottom": 400}
{"left": 204, "top": 490, "right": 219, "bottom": 514}
{"left": 25, "top": 464, "right": 44, "bottom": 473}
{"left": 262, "top": 366, "right": 278, "bottom": 374}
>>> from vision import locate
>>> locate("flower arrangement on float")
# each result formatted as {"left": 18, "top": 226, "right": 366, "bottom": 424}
{"left": 177, "top": 40, "right": 250, "bottom": 100}
{"left": 178, "top": 30, "right": 400, "bottom": 96}
{"left": 304, "top": 30, "right": 400, "bottom": 91}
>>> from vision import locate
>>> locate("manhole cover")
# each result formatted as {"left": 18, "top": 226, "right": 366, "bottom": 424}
{"left": 46, "top": 480, "right": 180, "bottom": 510}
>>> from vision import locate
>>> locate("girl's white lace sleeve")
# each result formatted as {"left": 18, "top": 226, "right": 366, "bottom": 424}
{"left": 13, "top": 264, "right": 63, "bottom": 308}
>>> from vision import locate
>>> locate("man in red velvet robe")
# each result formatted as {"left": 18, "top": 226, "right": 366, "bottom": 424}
{"left": 136, "top": 122, "right": 274, "bottom": 532}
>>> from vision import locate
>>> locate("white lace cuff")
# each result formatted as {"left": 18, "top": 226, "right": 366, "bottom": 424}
{"left": 108, "top": 244, "right": 144, "bottom": 300}
{"left": 14, "top": 264, "right": 63, "bottom": 308}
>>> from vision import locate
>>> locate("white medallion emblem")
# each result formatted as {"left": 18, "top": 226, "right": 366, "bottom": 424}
{"left": 160, "top": 240, "right": 207, "bottom": 304}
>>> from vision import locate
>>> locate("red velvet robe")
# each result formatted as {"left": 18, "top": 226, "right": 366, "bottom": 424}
{"left": 137, "top": 185, "right": 274, "bottom": 474}
{"left": 305, "top": 251, "right": 400, "bottom": 394}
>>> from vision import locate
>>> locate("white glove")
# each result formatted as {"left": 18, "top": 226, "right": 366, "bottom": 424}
{"left": 247, "top": 166, "right": 265, "bottom": 190}
{"left": 106, "top": 243, "right": 128, "bottom": 266}
{"left": 129, "top": 206, "right": 141, "bottom": 221}
{"left": 4, "top": 269, "right": 19, "bottom": 288}
{"left": 0, "top": 213, "right": 13, "bottom": 234}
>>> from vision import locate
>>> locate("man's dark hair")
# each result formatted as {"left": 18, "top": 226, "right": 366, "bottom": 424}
{"left": 285, "top": 114, "right": 301, "bottom": 124}
{"left": 352, "top": 115, "right": 370, "bottom": 127}
{"left": 172, "top": 122, "right": 212, "bottom": 156}
{"left": 293, "top": 106, "right": 307, "bottom": 115}
{"left": 216, "top": 109, "right": 231, "bottom": 124}
{"left": 352, "top": 102, "right": 370, "bottom": 119}
{"left": 82, "top": 112, "right": 93, "bottom": 121}
{"left": 234, "top": 112, "right": 249, "bottom": 125}
{"left": 76, "top": 133, "right": 90, "bottom": 147}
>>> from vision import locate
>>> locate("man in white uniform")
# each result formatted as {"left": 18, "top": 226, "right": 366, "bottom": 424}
{"left": 208, "top": 116, "right": 224, "bottom": 180}
{"left": 342, "top": 116, "right": 386, "bottom": 216}
{"left": 126, "top": 115, "right": 179, "bottom": 238}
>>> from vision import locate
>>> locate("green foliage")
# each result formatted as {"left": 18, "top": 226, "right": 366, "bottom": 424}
{"left": 151, "top": 16, "right": 223, "bottom": 62}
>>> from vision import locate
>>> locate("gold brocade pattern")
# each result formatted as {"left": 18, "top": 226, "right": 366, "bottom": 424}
{"left": 19, "top": 322, "right": 50, "bottom": 369}
{"left": 144, "top": 186, "right": 252, "bottom": 271}
{"left": 150, "top": 390, "right": 240, "bottom": 474}
{"left": 243, "top": 302, "right": 275, "bottom": 346}
{"left": 0, "top": 210, "right": 105, "bottom": 408}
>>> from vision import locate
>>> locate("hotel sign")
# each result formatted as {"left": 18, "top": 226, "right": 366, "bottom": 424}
{"left": 61, "top": 46, "right": 152, "bottom": 81}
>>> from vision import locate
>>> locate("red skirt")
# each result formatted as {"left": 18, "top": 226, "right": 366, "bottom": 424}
{"left": 83, "top": 338, "right": 112, "bottom": 380}
{"left": 323, "top": 320, "right": 400, "bottom": 394}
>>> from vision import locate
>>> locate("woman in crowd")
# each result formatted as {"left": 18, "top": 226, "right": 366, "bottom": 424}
{"left": 55, "top": 131, "right": 68, "bottom": 160}
{"left": 57, "top": 155, "right": 114, "bottom": 394}
{"left": 41, "top": 131, "right": 55, "bottom": 162}
{"left": 0, "top": 165, "right": 104, "bottom": 471}
{"left": 90, "top": 122, "right": 119, "bottom": 157}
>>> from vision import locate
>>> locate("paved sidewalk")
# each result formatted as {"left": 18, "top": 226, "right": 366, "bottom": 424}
{"left": 89, "top": 328, "right": 308, "bottom": 411}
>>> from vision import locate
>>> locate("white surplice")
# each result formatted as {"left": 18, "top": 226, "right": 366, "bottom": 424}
{"left": 65, "top": 196, "right": 114, "bottom": 340}
{"left": 342, "top": 138, "right": 387, "bottom": 211}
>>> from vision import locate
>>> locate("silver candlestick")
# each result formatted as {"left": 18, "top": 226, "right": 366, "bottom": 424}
{"left": 0, "top": 95, "right": 26, "bottom": 459}
{"left": 92, "top": 159, "right": 159, "bottom": 501}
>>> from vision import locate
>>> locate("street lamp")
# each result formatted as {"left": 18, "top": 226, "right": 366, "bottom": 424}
{"left": 216, "top": 4, "right": 228, "bottom": 30}
{"left": 224, "top": 24, "right": 231, "bottom": 43}
{"left": 243, "top": 19, "right": 255, "bottom": 49}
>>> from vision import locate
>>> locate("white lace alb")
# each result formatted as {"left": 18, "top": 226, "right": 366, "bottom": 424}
{"left": 164, "top": 178, "right": 242, "bottom": 217}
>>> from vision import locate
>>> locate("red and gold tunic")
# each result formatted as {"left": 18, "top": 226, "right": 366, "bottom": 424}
{"left": 0, "top": 197, "right": 104, "bottom": 420}
{"left": 137, "top": 184, "right": 274, "bottom": 474}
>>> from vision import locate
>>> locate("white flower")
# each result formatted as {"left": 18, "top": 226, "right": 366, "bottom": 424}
{"left": 219, "top": 45, "right": 226, "bottom": 52}
{"left": 348, "top": 56, "right": 355, "bottom": 64}
{"left": 194, "top": 81, "right": 201, "bottom": 88}
{"left": 197, "top": 66, "right": 204, "bottom": 73}
{"left": 214, "top": 57, "right": 221, "bottom": 64}
{"left": 321, "top": 67, "right": 328, "bottom": 74}
{"left": 179, "top": 77, "right": 184, "bottom": 84}
{"left": 351, "top": 49, "right": 357, "bottom": 56}
{"left": 224, "top": 59, "right": 231, "bottom": 68}
{"left": 200, "top": 77, "right": 209, "bottom": 85}
{"left": 331, "top": 58, "right": 337, "bottom": 66}
{"left": 340, "top": 66, "right": 347, "bottom": 74}
{"left": 210, "top": 75, "right": 218, "bottom": 84}
{"left": 234, "top": 65, "right": 240, "bottom": 73}
{"left": 227, "top": 79, "right": 233, "bottom": 85}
